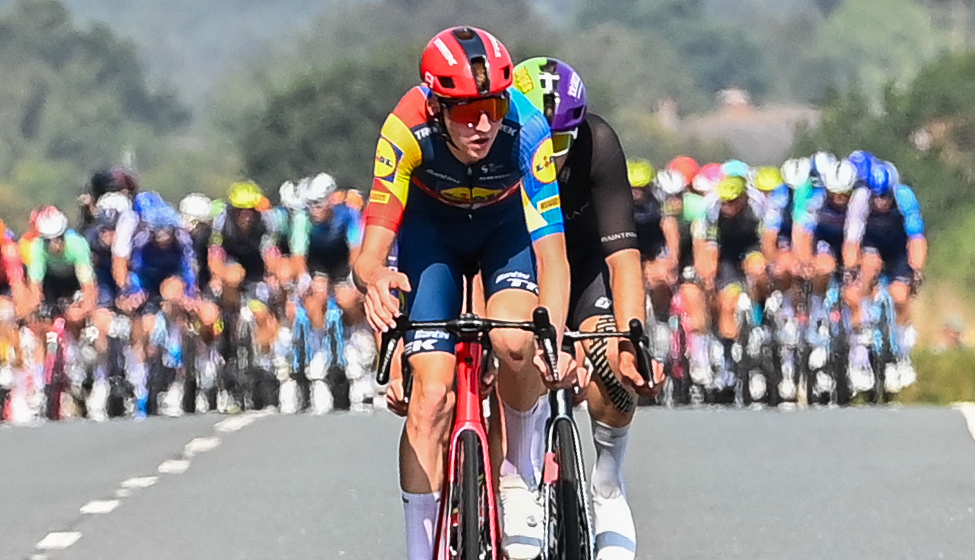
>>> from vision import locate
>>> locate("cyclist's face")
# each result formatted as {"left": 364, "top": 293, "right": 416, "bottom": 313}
{"left": 44, "top": 237, "right": 65, "bottom": 255}
{"left": 631, "top": 187, "right": 647, "bottom": 204}
{"left": 828, "top": 192, "right": 851, "bottom": 208}
{"left": 434, "top": 97, "right": 504, "bottom": 164}
{"left": 720, "top": 195, "right": 747, "bottom": 216}
{"left": 235, "top": 208, "right": 257, "bottom": 231}
{"left": 308, "top": 199, "right": 332, "bottom": 221}
{"left": 872, "top": 194, "right": 893, "bottom": 213}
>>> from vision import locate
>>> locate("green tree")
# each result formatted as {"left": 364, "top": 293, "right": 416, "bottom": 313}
{"left": 0, "top": 0, "right": 190, "bottom": 199}
{"left": 238, "top": 45, "right": 419, "bottom": 191}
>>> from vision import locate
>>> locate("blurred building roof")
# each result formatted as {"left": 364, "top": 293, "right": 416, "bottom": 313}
{"left": 675, "top": 89, "right": 820, "bottom": 164}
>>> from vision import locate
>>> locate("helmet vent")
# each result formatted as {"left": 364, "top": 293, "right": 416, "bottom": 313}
{"left": 472, "top": 59, "right": 490, "bottom": 94}
{"left": 438, "top": 76, "right": 455, "bottom": 90}
{"left": 454, "top": 28, "right": 476, "bottom": 41}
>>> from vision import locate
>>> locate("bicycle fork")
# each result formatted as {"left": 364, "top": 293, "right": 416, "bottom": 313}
{"left": 434, "top": 341, "right": 500, "bottom": 560}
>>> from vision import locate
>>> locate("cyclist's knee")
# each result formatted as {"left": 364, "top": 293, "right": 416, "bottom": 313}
{"left": 407, "top": 354, "right": 456, "bottom": 423}
{"left": 861, "top": 253, "right": 882, "bottom": 283}
{"left": 744, "top": 253, "right": 766, "bottom": 278}
{"left": 490, "top": 329, "right": 532, "bottom": 368}
{"left": 814, "top": 254, "right": 836, "bottom": 279}
{"left": 161, "top": 277, "right": 185, "bottom": 303}
{"left": 890, "top": 282, "right": 911, "bottom": 308}
{"left": 225, "top": 265, "right": 246, "bottom": 289}
{"left": 718, "top": 287, "right": 739, "bottom": 317}
{"left": 92, "top": 307, "right": 113, "bottom": 334}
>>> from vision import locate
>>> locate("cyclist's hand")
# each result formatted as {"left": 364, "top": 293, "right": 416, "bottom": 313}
{"left": 65, "top": 305, "right": 85, "bottom": 325}
{"left": 385, "top": 377, "right": 409, "bottom": 417}
{"left": 364, "top": 268, "right": 410, "bottom": 332}
{"left": 536, "top": 350, "right": 579, "bottom": 390}
{"left": 616, "top": 341, "right": 661, "bottom": 397}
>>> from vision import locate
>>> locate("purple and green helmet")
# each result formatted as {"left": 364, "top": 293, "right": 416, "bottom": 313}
{"left": 512, "top": 57, "right": 588, "bottom": 132}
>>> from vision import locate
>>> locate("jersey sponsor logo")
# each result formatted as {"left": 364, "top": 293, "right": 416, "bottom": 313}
{"left": 600, "top": 232, "right": 637, "bottom": 243}
{"left": 538, "top": 194, "right": 561, "bottom": 213}
{"left": 594, "top": 296, "right": 611, "bottom": 309}
{"left": 568, "top": 71, "right": 582, "bottom": 99}
{"left": 413, "top": 125, "right": 434, "bottom": 141}
{"left": 433, "top": 38, "right": 457, "bottom": 66}
{"left": 405, "top": 339, "right": 439, "bottom": 354}
{"left": 531, "top": 138, "right": 557, "bottom": 184}
{"left": 513, "top": 67, "right": 534, "bottom": 94}
{"left": 441, "top": 186, "right": 504, "bottom": 203}
{"left": 495, "top": 271, "right": 538, "bottom": 292}
{"left": 414, "top": 329, "right": 450, "bottom": 340}
{"left": 374, "top": 138, "right": 400, "bottom": 180}
{"left": 369, "top": 191, "right": 391, "bottom": 205}
{"left": 500, "top": 123, "right": 516, "bottom": 136}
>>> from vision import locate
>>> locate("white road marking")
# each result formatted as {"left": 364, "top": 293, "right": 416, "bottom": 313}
{"left": 115, "top": 488, "right": 132, "bottom": 498}
{"left": 184, "top": 436, "right": 221, "bottom": 457}
{"left": 80, "top": 499, "right": 120, "bottom": 515}
{"left": 953, "top": 402, "right": 975, "bottom": 442}
{"left": 158, "top": 459, "right": 190, "bottom": 474}
{"left": 36, "top": 532, "right": 82, "bottom": 550}
{"left": 120, "top": 476, "right": 159, "bottom": 489}
{"left": 214, "top": 415, "right": 256, "bottom": 433}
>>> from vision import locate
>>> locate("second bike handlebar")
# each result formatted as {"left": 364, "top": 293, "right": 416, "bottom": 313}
{"left": 376, "top": 308, "right": 654, "bottom": 389}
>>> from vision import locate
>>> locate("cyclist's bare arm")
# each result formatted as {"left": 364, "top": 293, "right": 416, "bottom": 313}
{"left": 532, "top": 232, "right": 570, "bottom": 347}
{"left": 353, "top": 224, "right": 408, "bottom": 332}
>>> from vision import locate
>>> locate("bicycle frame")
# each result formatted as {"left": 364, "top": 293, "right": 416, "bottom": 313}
{"left": 433, "top": 337, "right": 500, "bottom": 560}
{"left": 43, "top": 317, "right": 67, "bottom": 420}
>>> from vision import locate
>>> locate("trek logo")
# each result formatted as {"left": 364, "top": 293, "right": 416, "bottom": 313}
{"left": 434, "top": 38, "right": 457, "bottom": 66}
{"left": 496, "top": 271, "right": 538, "bottom": 293}
{"left": 594, "top": 296, "right": 611, "bottom": 309}
{"left": 486, "top": 32, "right": 503, "bottom": 58}
{"left": 405, "top": 339, "right": 439, "bottom": 354}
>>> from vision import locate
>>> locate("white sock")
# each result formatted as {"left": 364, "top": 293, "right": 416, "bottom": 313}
{"left": 402, "top": 491, "right": 439, "bottom": 560}
{"left": 591, "top": 420, "right": 636, "bottom": 560}
{"left": 500, "top": 395, "right": 549, "bottom": 488}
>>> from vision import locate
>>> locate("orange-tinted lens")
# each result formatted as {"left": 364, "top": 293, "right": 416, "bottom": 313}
{"left": 444, "top": 96, "right": 510, "bottom": 125}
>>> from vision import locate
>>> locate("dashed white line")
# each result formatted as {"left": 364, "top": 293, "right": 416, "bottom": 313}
{"left": 215, "top": 415, "right": 256, "bottom": 433}
{"left": 80, "top": 499, "right": 120, "bottom": 515}
{"left": 120, "top": 476, "right": 159, "bottom": 489}
{"left": 953, "top": 402, "right": 975, "bottom": 442}
{"left": 158, "top": 459, "right": 190, "bottom": 474}
{"left": 184, "top": 436, "right": 221, "bottom": 457}
{"left": 36, "top": 532, "right": 82, "bottom": 550}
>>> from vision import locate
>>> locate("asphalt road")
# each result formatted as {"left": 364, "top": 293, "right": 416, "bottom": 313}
{"left": 3, "top": 405, "right": 975, "bottom": 560}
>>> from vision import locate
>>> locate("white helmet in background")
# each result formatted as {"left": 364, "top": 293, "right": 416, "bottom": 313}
{"left": 656, "top": 169, "right": 686, "bottom": 196}
{"left": 780, "top": 157, "right": 811, "bottom": 188}
{"left": 279, "top": 181, "right": 303, "bottom": 211}
{"left": 822, "top": 160, "right": 858, "bottom": 194}
{"left": 179, "top": 193, "right": 213, "bottom": 226}
{"left": 96, "top": 191, "right": 132, "bottom": 215}
{"left": 812, "top": 151, "right": 837, "bottom": 178}
{"left": 304, "top": 172, "right": 337, "bottom": 204}
{"left": 36, "top": 206, "right": 68, "bottom": 239}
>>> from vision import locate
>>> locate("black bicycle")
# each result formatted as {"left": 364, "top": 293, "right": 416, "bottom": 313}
{"left": 550, "top": 318, "right": 653, "bottom": 560}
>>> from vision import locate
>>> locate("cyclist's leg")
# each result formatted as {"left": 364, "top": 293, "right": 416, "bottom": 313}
{"left": 397, "top": 218, "right": 464, "bottom": 560}
{"left": 574, "top": 270, "right": 638, "bottom": 559}
{"left": 478, "top": 218, "right": 548, "bottom": 559}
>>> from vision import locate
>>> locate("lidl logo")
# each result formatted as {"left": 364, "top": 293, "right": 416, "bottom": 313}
{"left": 531, "top": 138, "right": 556, "bottom": 184}
{"left": 374, "top": 138, "right": 399, "bottom": 180}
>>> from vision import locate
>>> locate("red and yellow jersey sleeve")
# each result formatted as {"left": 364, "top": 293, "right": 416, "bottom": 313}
{"left": 363, "top": 86, "right": 427, "bottom": 233}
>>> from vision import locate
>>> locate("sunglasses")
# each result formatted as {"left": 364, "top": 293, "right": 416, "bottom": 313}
{"left": 440, "top": 94, "right": 510, "bottom": 127}
{"left": 551, "top": 128, "right": 578, "bottom": 158}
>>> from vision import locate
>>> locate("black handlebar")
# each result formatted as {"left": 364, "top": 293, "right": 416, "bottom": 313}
{"left": 562, "top": 318, "right": 655, "bottom": 387}
{"left": 376, "top": 308, "right": 656, "bottom": 389}
{"left": 375, "top": 307, "right": 562, "bottom": 385}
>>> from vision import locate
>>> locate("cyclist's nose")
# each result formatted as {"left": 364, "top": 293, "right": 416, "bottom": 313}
{"left": 472, "top": 112, "right": 493, "bottom": 133}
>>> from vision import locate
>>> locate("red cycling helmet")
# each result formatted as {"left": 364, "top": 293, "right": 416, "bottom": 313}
{"left": 667, "top": 156, "right": 700, "bottom": 185}
{"left": 420, "top": 27, "right": 513, "bottom": 99}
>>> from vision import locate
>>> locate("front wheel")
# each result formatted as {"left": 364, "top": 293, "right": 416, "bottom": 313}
{"left": 455, "top": 430, "right": 489, "bottom": 560}
{"left": 548, "top": 418, "right": 595, "bottom": 560}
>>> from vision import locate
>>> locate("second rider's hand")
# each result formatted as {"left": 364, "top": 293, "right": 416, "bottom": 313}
{"left": 363, "top": 268, "right": 411, "bottom": 333}
{"left": 534, "top": 349, "right": 580, "bottom": 390}
{"left": 617, "top": 342, "right": 662, "bottom": 398}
